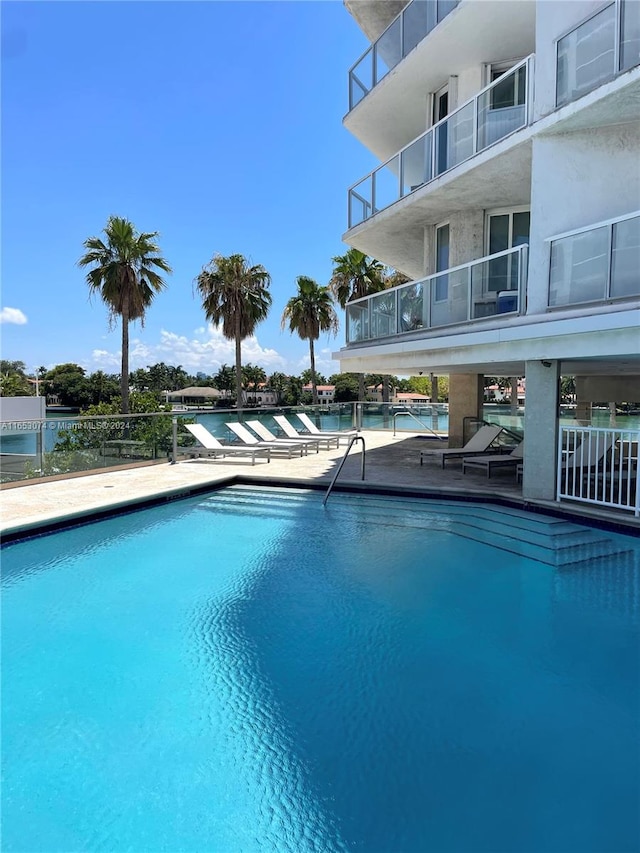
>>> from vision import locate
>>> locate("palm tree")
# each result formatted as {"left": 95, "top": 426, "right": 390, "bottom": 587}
{"left": 78, "top": 216, "right": 171, "bottom": 414}
{"left": 242, "top": 363, "right": 266, "bottom": 405}
{"left": 213, "top": 364, "right": 235, "bottom": 400}
{"left": 195, "top": 254, "right": 272, "bottom": 411}
{"left": 268, "top": 372, "right": 288, "bottom": 405}
{"left": 330, "top": 249, "right": 385, "bottom": 401}
{"left": 282, "top": 276, "right": 338, "bottom": 406}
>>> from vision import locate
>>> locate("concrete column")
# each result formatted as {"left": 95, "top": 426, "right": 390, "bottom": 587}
{"left": 522, "top": 360, "right": 560, "bottom": 501}
{"left": 448, "top": 374, "right": 484, "bottom": 447}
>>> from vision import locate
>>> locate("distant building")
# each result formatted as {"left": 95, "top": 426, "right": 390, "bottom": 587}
{"left": 302, "top": 384, "right": 336, "bottom": 405}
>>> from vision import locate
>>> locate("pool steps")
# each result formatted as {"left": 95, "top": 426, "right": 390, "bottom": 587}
{"left": 197, "top": 486, "right": 638, "bottom": 569}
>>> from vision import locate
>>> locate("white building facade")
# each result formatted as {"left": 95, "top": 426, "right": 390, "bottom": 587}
{"left": 336, "top": 0, "right": 640, "bottom": 503}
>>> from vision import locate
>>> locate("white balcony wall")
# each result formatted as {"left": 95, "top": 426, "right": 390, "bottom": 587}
{"left": 527, "top": 123, "right": 640, "bottom": 313}
{"left": 448, "top": 211, "right": 486, "bottom": 267}
{"left": 454, "top": 66, "right": 484, "bottom": 109}
{"left": 534, "top": 0, "right": 615, "bottom": 119}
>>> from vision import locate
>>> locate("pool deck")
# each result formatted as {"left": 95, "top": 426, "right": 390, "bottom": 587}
{"left": 1, "top": 431, "right": 638, "bottom": 537}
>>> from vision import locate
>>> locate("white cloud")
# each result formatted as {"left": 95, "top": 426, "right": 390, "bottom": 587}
{"left": 89, "top": 326, "right": 289, "bottom": 374}
{"left": 91, "top": 349, "right": 121, "bottom": 369}
{"left": 0, "top": 307, "right": 27, "bottom": 325}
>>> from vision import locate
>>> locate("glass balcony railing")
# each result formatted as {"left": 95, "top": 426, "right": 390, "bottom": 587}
{"left": 548, "top": 212, "right": 640, "bottom": 307}
{"left": 348, "top": 0, "right": 460, "bottom": 111}
{"left": 556, "top": 0, "right": 640, "bottom": 107}
{"left": 347, "top": 56, "right": 533, "bottom": 229}
{"left": 346, "top": 245, "right": 527, "bottom": 344}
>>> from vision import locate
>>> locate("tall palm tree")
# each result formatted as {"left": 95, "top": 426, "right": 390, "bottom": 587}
{"left": 195, "top": 254, "right": 272, "bottom": 411}
{"left": 330, "top": 249, "right": 385, "bottom": 401}
{"left": 78, "top": 216, "right": 171, "bottom": 414}
{"left": 213, "top": 364, "right": 235, "bottom": 400}
{"left": 281, "top": 276, "right": 338, "bottom": 406}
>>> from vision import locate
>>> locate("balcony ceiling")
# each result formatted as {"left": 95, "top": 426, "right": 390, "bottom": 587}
{"left": 344, "top": 135, "right": 532, "bottom": 279}
{"left": 344, "top": 0, "right": 409, "bottom": 42}
{"left": 345, "top": 0, "right": 535, "bottom": 161}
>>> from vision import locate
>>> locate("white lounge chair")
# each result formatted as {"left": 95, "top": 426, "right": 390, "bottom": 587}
{"left": 420, "top": 424, "right": 504, "bottom": 468}
{"left": 246, "top": 420, "right": 320, "bottom": 454}
{"left": 225, "top": 422, "right": 306, "bottom": 458}
{"left": 461, "top": 440, "right": 524, "bottom": 477}
{"left": 561, "top": 431, "right": 615, "bottom": 474}
{"left": 273, "top": 415, "right": 339, "bottom": 449}
{"left": 184, "top": 423, "right": 271, "bottom": 465}
{"left": 295, "top": 413, "right": 357, "bottom": 446}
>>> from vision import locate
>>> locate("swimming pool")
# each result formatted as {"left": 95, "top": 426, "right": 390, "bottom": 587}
{"left": 3, "top": 487, "right": 639, "bottom": 852}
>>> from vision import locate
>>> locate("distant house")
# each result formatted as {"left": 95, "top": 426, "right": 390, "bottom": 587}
{"left": 166, "top": 386, "right": 223, "bottom": 406}
{"left": 302, "top": 384, "right": 336, "bottom": 406}
{"left": 250, "top": 384, "right": 279, "bottom": 407}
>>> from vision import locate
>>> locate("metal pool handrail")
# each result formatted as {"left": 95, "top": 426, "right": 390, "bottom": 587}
{"left": 393, "top": 410, "right": 446, "bottom": 439}
{"left": 323, "top": 435, "right": 366, "bottom": 506}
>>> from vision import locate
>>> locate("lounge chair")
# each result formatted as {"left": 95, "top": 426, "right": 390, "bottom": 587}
{"left": 461, "top": 440, "right": 524, "bottom": 477}
{"left": 273, "top": 415, "right": 340, "bottom": 449}
{"left": 225, "top": 422, "right": 307, "bottom": 458}
{"left": 420, "top": 424, "right": 504, "bottom": 468}
{"left": 246, "top": 420, "right": 320, "bottom": 454}
{"left": 184, "top": 423, "right": 271, "bottom": 465}
{"left": 560, "top": 432, "right": 616, "bottom": 498}
{"left": 561, "top": 431, "right": 615, "bottom": 475}
{"left": 295, "top": 413, "right": 358, "bottom": 445}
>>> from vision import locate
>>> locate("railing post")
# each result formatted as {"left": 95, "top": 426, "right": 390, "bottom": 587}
{"left": 614, "top": 0, "right": 621, "bottom": 73}
{"left": 171, "top": 417, "right": 178, "bottom": 464}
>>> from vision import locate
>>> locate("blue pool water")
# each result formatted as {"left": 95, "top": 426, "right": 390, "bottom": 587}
{"left": 3, "top": 488, "right": 639, "bottom": 852}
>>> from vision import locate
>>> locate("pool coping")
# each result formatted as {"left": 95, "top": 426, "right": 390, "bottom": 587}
{"left": 2, "top": 474, "right": 639, "bottom": 545}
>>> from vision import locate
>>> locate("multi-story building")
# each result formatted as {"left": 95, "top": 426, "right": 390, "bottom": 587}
{"left": 335, "top": 0, "right": 640, "bottom": 503}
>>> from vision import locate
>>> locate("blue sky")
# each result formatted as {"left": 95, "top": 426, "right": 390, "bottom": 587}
{"left": 1, "top": 0, "right": 376, "bottom": 379}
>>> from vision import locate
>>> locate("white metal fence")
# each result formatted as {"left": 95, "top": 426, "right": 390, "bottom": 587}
{"left": 557, "top": 426, "right": 639, "bottom": 516}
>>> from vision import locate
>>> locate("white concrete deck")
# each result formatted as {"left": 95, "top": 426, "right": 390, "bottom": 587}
{"left": 1, "top": 430, "right": 637, "bottom": 536}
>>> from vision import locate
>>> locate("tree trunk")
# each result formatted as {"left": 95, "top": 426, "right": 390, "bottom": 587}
{"left": 358, "top": 373, "right": 365, "bottom": 402}
{"left": 382, "top": 376, "right": 390, "bottom": 428}
{"left": 510, "top": 377, "right": 518, "bottom": 415}
{"left": 121, "top": 305, "right": 130, "bottom": 415}
{"left": 235, "top": 319, "right": 243, "bottom": 413}
{"left": 310, "top": 339, "right": 318, "bottom": 406}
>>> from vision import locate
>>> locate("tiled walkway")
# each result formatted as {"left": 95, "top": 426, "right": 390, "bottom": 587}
{"left": 1, "top": 431, "right": 636, "bottom": 535}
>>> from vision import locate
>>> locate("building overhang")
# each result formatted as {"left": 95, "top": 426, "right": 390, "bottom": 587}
{"left": 343, "top": 133, "right": 532, "bottom": 278}
{"left": 344, "top": 0, "right": 535, "bottom": 159}
{"left": 344, "top": 0, "right": 409, "bottom": 42}
{"left": 333, "top": 305, "right": 640, "bottom": 377}
{"left": 536, "top": 66, "right": 640, "bottom": 136}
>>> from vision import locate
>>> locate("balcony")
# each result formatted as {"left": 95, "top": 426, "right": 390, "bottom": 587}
{"left": 348, "top": 0, "right": 460, "bottom": 112}
{"left": 548, "top": 212, "right": 640, "bottom": 308}
{"left": 556, "top": 0, "right": 640, "bottom": 108}
{"left": 348, "top": 56, "right": 533, "bottom": 230}
{"left": 345, "top": 246, "right": 527, "bottom": 345}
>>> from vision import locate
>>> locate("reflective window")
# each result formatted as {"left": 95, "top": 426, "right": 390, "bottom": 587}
{"left": 557, "top": 4, "right": 616, "bottom": 106}
{"left": 611, "top": 216, "right": 640, "bottom": 298}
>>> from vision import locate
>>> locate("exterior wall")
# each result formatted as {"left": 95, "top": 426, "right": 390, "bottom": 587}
{"left": 455, "top": 65, "right": 484, "bottom": 105}
{"left": 577, "top": 376, "right": 640, "bottom": 401}
{"left": 448, "top": 210, "right": 486, "bottom": 266}
{"left": 534, "top": 0, "right": 609, "bottom": 120}
{"left": 527, "top": 124, "right": 640, "bottom": 313}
